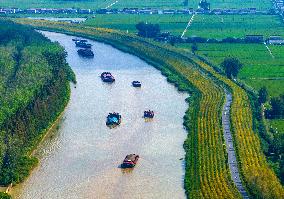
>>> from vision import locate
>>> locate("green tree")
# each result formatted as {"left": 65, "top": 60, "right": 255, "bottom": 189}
{"left": 221, "top": 57, "right": 243, "bottom": 79}
{"left": 191, "top": 43, "right": 198, "bottom": 54}
{"left": 0, "top": 192, "right": 11, "bottom": 199}
{"left": 268, "top": 95, "right": 284, "bottom": 118}
{"left": 135, "top": 22, "right": 160, "bottom": 38}
{"left": 259, "top": 87, "right": 269, "bottom": 103}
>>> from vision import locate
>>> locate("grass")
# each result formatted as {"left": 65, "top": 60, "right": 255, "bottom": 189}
{"left": 0, "top": 0, "right": 109, "bottom": 9}
{"left": 0, "top": 0, "right": 272, "bottom": 10}
{"left": 269, "top": 119, "right": 284, "bottom": 133}
{"left": 84, "top": 14, "right": 190, "bottom": 35}
{"left": 187, "top": 0, "right": 272, "bottom": 10}
{"left": 178, "top": 43, "right": 284, "bottom": 97}
{"left": 111, "top": 0, "right": 187, "bottom": 9}
{"left": 0, "top": 0, "right": 187, "bottom": 9}
{"left": 243, "top": 79, "right": 284, "bottom": 97}
{"left": 185, "top": 15, "right": 284, "bottom": 39}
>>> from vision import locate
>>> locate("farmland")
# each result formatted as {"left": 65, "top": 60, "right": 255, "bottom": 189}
{"left": 187, "top": 0, "right": 272, "bottom": 10}
{"left": 0, "top": 0, "right": 186, "bottom": 9}
{"left": 84, "top": 14, "right": 190, "bottom": 35}
{"left": 185, "top": 14, "right": 284, "bottom": 39}
{"left": 270, "top": 119, "right": 284, "bottom": 133}
{"left": 178, "top": 43, "right": 284, "bottom": 97}
{"left": 12, "top": 18, "right": 284, "bottom": 198}
{"left": 0, "top": 0, "right": 272, "bottom": 10}
{"left": 0, "top": 0, "right": 283, "bottom": 196}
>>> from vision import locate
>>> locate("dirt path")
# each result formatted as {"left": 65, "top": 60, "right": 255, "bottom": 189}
{"left": 222, "top": 90, "right": 249, "bottom": 199}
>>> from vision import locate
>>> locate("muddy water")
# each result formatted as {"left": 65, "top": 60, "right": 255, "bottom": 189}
{"left": 11, "top": 31, "right": 188, "bottom": 199}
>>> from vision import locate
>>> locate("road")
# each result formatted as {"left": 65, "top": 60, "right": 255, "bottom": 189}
{"left": 264, "top": 42, "right": 275, "bottom": 59}
{"left": 105, "top": 0, "right": 119, "bottom": 9}
{"left": 222, "top": 90, "right": 250, "bottom": 199}
{"left": 181, "top": 14, "right": 196, "bottom": 38}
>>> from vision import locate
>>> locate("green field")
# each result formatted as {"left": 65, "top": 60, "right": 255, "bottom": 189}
{"left": 18, "top": 18, "right": 283, "bottom": 198}
{"left": 269, "top": 119, "right": 284, "bottom": 133}
{"left": 111, "top": 0, "right": 186, "bottom": 9}
{"left": 189, "top": 0, "right": 272, "bottom": 10}
{"left": 0, "top": 0, "right": 103, "bottom": 9}
{"left": 0, "top": 0, "right": 272, "bottom": 9}
{"left": 84, "top": 14, "right": 190, "bottom": 35}
{"left": 178, "top": 43, "right": 284, "bottom": 97}
{"left": 188, "top": 0, "right": 272, "bottom": 10}
{"left": 186, "top": 15, "right": 284, "bottom": 39}
{"left": 0, "top": 0, "right": 187, "bottom": 9}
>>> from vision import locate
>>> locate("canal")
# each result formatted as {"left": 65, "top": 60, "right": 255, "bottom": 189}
{"left": 12, "top": 31, "right": 188, "bottom": 199}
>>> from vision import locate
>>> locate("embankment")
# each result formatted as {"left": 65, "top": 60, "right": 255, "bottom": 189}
{"left": 0, "top": 19, "right": 75, "bottom": 193}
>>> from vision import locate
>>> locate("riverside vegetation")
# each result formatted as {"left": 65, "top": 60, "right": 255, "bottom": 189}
{"left": 0, "top": 19, "right": 75, "bottom": 195}
{"left": 14, "top": 19, "right": 284, "bottom": 199}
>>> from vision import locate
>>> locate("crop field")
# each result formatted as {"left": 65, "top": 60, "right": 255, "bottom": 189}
{"left": 84, "top": 14, "right": 190, "bottom": 35}
{"left": 178, "top": 43, "right": 284, "bottom": 97}
{"left": 187, "top": 0, "right": 272, "bottom": 10}
{"left": 111, "top": 0, "right": 186, "bottom": 9}
{"left": 0, "top": 0, "right": 186, "bottom": 9}
{"left": 269, "top": 119, "right": 284, "bottom": 133}
{"left": 185, "top": 15, "right": 284, "bottom": 39}
{"left": 0, "top": 0, "right": 103, "bottom": 9}
{"left": 0, "top": 0, "right": 272, "bottom": 10}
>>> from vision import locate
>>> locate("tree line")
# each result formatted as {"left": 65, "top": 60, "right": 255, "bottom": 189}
{"left": 0, "top": 20, "right": 75, "bottom": 188}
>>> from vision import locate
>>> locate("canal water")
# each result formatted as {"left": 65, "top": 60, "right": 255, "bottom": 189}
{"left": 11, "top": 31, "right": 188, "bottom": 199}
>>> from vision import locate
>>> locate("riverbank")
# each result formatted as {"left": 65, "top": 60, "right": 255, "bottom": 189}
{"left": 15, "top": 20, "right": 241, "bottom": 198}
{"left": 2, "top": 88, "right": 69, "bottom": 197}
{"left": 11, "top": 31, "right": 189, "bottom": 198}
{"left": 12, "top": 19, "right": 284, "bottom": 198}
{"left": 7, "top": 102, "right": 68, "bottom": 196}
{"left": 0, "top": 20, "right": 75, "bottom": 198}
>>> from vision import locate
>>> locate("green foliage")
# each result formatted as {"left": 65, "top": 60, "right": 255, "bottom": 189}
{"left": 0, "top": 0, "right": 187, "bottom": 9}
{"left": 0, "top": 192, "right": 11, "bottom": 199}
{"left": 179, "top": 43, "right": 284, "bottom": 97}
{"left": 259, "top": 87, "right": 269, "bottom": 103}
{"left": 0, "top": 19, "right": 74, "bottom": 185}
{"left": 191, "top": 43, "right": 198, "bottom": 54}
{"left": 136, "top": 22, "right": 160, "bottom": 38}
{"left": 84, "top": 14, "right": 190, "bottom": 36}
{"left": 267, "top": 95, "right": 284, "bottom": 119}
{"left": 221, "top": 57, "right": 243, "bottom": 79}
{"left": 14, "top": 18, "right": 284, "bottom": 198}
{"left": 0, "top": 156, "right": 38, "bottom": 185}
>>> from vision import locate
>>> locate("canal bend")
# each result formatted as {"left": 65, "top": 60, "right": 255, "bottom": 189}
{"left": 11, "top": 31, "right": 188, "bottom": 199}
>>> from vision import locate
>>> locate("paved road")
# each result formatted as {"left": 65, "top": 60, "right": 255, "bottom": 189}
{"left": 222, "top": 90, "right": 249, "bottom": 199}
{"left": 105, "top": 0, "right": 119, "bottom": 9}
{"left": 264, "top": 42, "right": 275, "bottom": 59}
{"left": 181, "top": 14, "right": 196, "bottom": 38}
